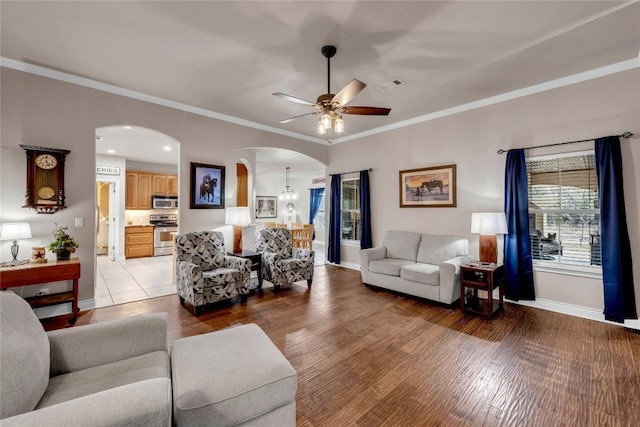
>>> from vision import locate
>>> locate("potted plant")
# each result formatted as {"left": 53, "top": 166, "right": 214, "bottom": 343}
{"left": 48, "top": 223, "right": 79, "bottom": 261}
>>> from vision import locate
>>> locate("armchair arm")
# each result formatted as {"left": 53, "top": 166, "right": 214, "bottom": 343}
{"left": 0, "top": 378, "right": 171, "bottom": 427}
{"left": 223, "top": 255, "right": 251, "bottom": 274}
{"left": 293, "top": 248, "right": 314, "bottom": 261}
{"left": 47, "top": 313, "right": 168, "bottom": 376}
{"left": 360, "top": 246, "right": 386, "bottom": 283}
{"left": 177, "top": 260, "right": 202, "bottom": 282}
{"left": 439, "top": 255, "right": 475, "bottom": 304}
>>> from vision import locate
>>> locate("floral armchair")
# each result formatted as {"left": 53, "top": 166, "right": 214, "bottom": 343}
{"left": 175, "top": 231, "right": 251, "bottom": 315}
{"left": 256, "top": 228, "right": 314, "bottom": 292}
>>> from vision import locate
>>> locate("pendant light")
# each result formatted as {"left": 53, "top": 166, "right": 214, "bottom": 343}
{"left": 279, "top": 167, "right": 297, "bottom": 200}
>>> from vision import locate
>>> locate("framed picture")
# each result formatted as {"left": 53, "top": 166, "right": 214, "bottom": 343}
{"left": 255, "top": 196, "right": 277, "bottom": 218}
{"left": 399, "top": 164, "right": 456, "bottom": 207}
{"left": 190, "top": 162, "right": 225, "bottom": 209}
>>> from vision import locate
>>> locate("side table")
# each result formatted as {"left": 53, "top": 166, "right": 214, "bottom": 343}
{"left": 228, "top": 250, "right": 263, "bottom": 290}
{"left": 460, "top": 263, "right": 504, "bottom": 319}
{"left": 0, "top": 258, "right": 81, "bottom": 324}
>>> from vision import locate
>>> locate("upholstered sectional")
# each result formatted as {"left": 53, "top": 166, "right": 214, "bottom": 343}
{"left": 360, "top": 230, "right": 473, "bottom": 304}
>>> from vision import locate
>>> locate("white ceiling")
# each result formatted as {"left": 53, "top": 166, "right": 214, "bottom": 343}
{"left": 2, "top": 1, "right": 639, "bottom": 147}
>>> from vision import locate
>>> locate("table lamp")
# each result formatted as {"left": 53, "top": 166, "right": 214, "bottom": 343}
{"left": 471, "top": 213, "right": 508, "bottom": 264}
{"left": 0, "top": 222, "right": 33, "bottom": 265}
{"left": 225, "top": 207, "right": 251, "bottom": 254}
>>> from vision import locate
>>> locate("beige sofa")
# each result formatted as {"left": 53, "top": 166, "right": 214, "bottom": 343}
{"left": 360, "top": 231, "right": 473, "bottom": 304}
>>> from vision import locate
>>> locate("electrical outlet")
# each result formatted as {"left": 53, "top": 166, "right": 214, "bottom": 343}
{"left": 37, "top": 288, "right": 50, "bottom": 296}
{"left": 75, "top": 217, "right": 84, "bottom": 227}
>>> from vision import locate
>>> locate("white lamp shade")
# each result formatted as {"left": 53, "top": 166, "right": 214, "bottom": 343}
{"left": 0, "top": 223, "right": 32, "bottom": 241}
{"left": 225, "top": 207, "right": 251, "bottom": 226}
{"left": 471, "top": 213, "right": 508, "bottom": 235}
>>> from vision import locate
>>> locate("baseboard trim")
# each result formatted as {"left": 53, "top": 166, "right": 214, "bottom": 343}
{"left": 326, "top": 261, "right": 360, "bottom": 271}
{"left": 34, "top": 299, "right": 96, "bottom": 319}
{"left": 507, "top": 297, "right": 640, "bottom": 331}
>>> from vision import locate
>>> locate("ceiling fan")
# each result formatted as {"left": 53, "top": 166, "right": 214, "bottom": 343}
{"left": 273, "top": 45, "right": 391, "bottom": 141}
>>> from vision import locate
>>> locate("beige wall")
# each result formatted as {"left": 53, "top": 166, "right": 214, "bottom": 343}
{"left": 1, "top": 66, "right": 639, "bottom": 318}
{"left": 327, "top": 68, "right": 640, "bottom": 313}
{"left": 0, "top": 68, "right": 328, "bottom": 302}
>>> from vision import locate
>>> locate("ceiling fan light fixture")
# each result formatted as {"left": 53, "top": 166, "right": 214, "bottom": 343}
{"left": 334, "top": 116, "right": 344, "bottom": 133}
{"left": 321, "top": 113, "right": 332, "bottom": 129}
{"left": 317, "top": 120, "right": 327, "bottom": 134}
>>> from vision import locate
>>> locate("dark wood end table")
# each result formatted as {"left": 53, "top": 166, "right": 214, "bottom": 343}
{"left": 228, "top": 250, "right": 263, "bottom": 290}
{"left": 0, "top": 258, "right": 81, "bottom": 324}
{"left": 460, "top": 263, "right": 504, "bottom": 319}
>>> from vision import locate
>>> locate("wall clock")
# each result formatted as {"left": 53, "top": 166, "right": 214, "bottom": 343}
{"left": 19, "top": 144, "right": 70, "bottom": 214}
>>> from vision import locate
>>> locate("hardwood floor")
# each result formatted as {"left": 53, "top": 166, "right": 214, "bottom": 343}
{"left": 42, "top": 265, "right": 640, "bottom": 426}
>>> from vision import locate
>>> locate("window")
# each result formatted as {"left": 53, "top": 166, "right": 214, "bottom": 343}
{"left": 341, "top": 178, "right": 360, "bottom": 241}
{"left": 527, "top": 151, "right": 601, "bottom": 271}
{"left": 313, "top": 190, "right": 325, "bottom": 231}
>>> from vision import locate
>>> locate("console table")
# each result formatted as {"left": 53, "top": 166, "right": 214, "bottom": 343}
{"left": 0, "top": 258, "right": 80, "bottom": 324}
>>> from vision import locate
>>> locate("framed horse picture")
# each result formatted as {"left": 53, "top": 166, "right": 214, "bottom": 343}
{"left": 190, "top": 162, "right": 225, "bottom": 209}
{"left": 399, "top": 164, "right": 456, "bottom": 208}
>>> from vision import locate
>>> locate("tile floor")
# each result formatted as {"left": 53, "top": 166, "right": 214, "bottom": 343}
{"left": 95, "top": 255, "right": 176, "bottom": 308}
{"left": 95, "top": 242, "right": 326, "bottom": 308}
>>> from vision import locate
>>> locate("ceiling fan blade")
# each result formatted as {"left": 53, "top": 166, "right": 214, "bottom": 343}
{"left": 330, "top": 79, "right": 366, "bottom": 107}
{"left": 339, "top": 106, "right": 391, "bottom": 116}
{"left": 279, "top": 112, "right": 317, "bottom": 124}
{"left": 273, "top": 92, "right": 317, "bottom": 107}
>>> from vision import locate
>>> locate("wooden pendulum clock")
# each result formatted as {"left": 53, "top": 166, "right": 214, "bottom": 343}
{"left": 19, "top": 144, "right": 70, "bottom": 214}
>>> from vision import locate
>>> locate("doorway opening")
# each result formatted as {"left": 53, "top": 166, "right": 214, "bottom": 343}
{"left": 95, "top": 125, "right": 180, "bottom": 308}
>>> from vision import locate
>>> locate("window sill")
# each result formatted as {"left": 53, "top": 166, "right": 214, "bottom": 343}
{"left": 340, "top": 239, "right": 361, "bottom": 248}
{"left": 533, "top": 262, "right": 602, "bottom": 279}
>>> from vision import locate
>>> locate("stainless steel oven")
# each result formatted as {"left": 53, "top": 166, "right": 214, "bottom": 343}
{"left": 150, "top": 214, "right": 178, "bottom": 256}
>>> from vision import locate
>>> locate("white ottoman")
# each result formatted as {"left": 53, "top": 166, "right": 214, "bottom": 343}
{"left": 171, "top": 324, "right": 297, "bottom": 426}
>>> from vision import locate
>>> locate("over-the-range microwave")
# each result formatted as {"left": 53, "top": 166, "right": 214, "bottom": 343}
{"left": 152, "top": 195, "right": 178, "bottom": 209}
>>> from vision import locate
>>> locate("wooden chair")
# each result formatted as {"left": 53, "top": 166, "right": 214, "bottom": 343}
{"left": 291, "top": 222, "right": 303, "bottom": 229}
{"left": 292, "top": 225, "right": 314, "bottom": 250}
{"left": 276, "top": 223, "right": 287, "bottom": 228}
{"left": 264, "top": 222, "right": 276, "bottom": 228}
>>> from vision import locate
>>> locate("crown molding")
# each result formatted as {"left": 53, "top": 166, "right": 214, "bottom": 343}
{"left": 0, "top": 57, "right": 326, "bottom": 145}
{"left": 334, "top": 57, "right": 640, "bottom": 144}
{"left": 2, "top": 56, "right": 638, "bottom": 145}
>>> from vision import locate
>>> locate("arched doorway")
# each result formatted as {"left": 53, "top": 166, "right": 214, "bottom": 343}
{"left": 95, "top": 125, "right": 180, "bottom": 307}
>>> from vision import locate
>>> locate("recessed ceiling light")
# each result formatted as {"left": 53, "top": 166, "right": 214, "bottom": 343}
{"left": 163, "top": 146, "right": 172, "bottom": 151}
{"left": 122, "top": 126, "right": 132, "bottom": 130}
{"left": 107, "top": 149, "right": 116, "bottom": 154}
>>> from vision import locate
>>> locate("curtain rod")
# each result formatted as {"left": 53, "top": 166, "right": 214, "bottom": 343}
{"left": 329, "top": 168, "right": 372, "bottom": 176}
{"left": 496, "top": 131, "right": 634, "bottom": 154}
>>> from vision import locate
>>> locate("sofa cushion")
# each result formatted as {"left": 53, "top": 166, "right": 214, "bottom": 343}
{"left": 0, "top": 291, "right": 50, "bottom": 419}
{"left": 417, "top": 235, "right": 468, "bottom": 265}
{"left": 382, "top": 231, "right": 422, "bottom": 261}
{"left": 369, "top": 259, "right": 416, "bottom": 277}
{"left": 36, "top": 350, "right": 169, "bottom": 409}
{"left": 401, "top": 263, "right": 440, "bottom": 286}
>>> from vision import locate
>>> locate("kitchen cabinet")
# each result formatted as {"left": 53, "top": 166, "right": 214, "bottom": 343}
{"left": 127, "top": 171, "right": 178, "bottom": 209}
{"left": 152, "top": 173, "right": 178, "bottom": 196}
{"left": 125, "top": 226, "right": 154, "bottom": 258}
{"left": 167, "top": 175, "right": 178, "bottom": 196}
{"left": 126, "top": 171, "right": 152, "bottom": 210}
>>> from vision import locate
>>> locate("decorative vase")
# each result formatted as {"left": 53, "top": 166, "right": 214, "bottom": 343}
{"left": 55, "top": 249, "right": 71, "bottom": 261}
